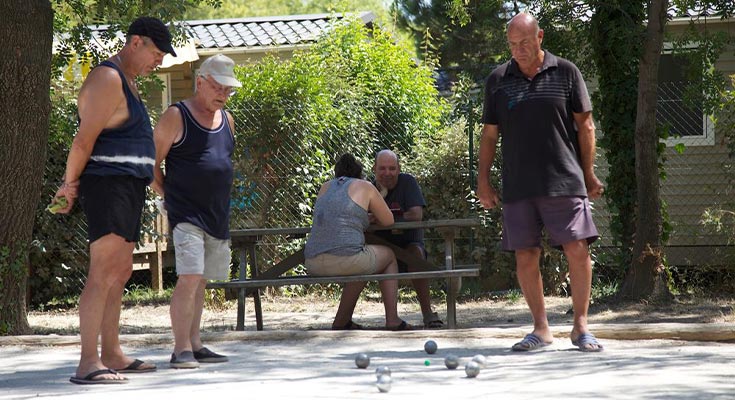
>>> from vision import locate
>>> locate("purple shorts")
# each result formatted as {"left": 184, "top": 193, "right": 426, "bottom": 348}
{"left": 501, "top": 196, "right": 598, "bottom": 251}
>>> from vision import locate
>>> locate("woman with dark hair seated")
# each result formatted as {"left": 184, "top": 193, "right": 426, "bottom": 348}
{"left": 305, "top": 153, "right": 411, "bottom": 330}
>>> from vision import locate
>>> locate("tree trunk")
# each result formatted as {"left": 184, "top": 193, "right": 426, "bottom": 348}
{"left": 0, "top": 0, "right": 54, "bottom": 335}
{"left": 620, "top": 0, "right": 671, "bottom": 300}
{"left": 590, "top": 1, "right": 645, "bottom": 274}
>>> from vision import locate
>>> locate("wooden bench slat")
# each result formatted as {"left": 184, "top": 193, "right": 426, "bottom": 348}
{"left": 206, "top": 266, "right": 479, "bottom": 289}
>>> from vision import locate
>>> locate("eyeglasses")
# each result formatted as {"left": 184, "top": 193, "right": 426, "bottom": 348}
{"left": 203, "top": 76, "right": 236, "bottom": 96}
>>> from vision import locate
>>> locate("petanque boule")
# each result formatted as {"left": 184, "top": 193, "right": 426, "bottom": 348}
{"left": 471, "top": 354, "right": 486, "bottom": 368}
{"left": 444, "top": 354, "right": 459, "bottom": 369}
{"left": 465, "top": 361, "right": 481, "bottom": 378}
{"left": 424, "top": 339, "right": 438, "bottom": 354}
{"left": 355, "top": 353, "right": 370, "bottom": 369}
{"left": 376, "top": 375, "right": 392, "bottom": 393}
{"left": 375, "top": 366, "right": 391, "bottom": 378}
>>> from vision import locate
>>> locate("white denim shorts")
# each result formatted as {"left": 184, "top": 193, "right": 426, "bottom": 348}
{"left": 172, "top": 222, "right": 231, "bottom": 280}
{"left": 305, "top": 246, "right": 377, "bottom": 276}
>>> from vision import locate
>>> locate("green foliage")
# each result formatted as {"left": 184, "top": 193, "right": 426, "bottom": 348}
{"left": 406, "top": 83, "right": 515, "bottom": 291}
{"left": 122, "top": 285, "right": 173, "bottom": 306}
{"left": 28, "top": 78, "right": 90, "bottom": 307}
{"left": 588, "top": 1, "right": 646, "bottom": 273}
{"left": 230, "top": 19, "right": 445, "bottom": 229}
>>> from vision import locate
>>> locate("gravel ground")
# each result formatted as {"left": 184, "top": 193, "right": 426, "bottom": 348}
{"left": 27, "top": 294, "right": 735, "bottom": 335}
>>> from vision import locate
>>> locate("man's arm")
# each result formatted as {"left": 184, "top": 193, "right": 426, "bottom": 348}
{"left": 574, "top": 111, "right": 603, "bottom": 200}
{"left": 150, "top": 106, "right": 183, "bottom": 197}
{"left": 54, "top": 67, "right": 126, "bottom": 213}
{"left": 477, "top": 123, "right": 501, "bottom": 209}
{"left": 402, "top": 206, "right": 423, "bottom": 222}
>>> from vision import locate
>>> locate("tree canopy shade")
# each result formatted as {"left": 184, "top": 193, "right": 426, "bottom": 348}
{"left": 0, "top": 0, "right": 213, "bottom": 335}
{"left": 392, "top": 0, "right": 517, "bottom": 80}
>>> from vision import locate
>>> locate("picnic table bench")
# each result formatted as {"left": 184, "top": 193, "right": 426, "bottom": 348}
{"left": 206, "top": 218, "right": 481, "bottom": 330}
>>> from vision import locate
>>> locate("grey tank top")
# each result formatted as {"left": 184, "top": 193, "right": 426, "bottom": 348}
{"left": 304, "top": 177, "right": 369, "bottom": 258}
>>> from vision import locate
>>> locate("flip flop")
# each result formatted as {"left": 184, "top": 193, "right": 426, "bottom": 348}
{"left": 511, "top": 333, "right": 552, "bottom": 352}
{"left": 116, "top": 359, "right": 157, "bottom": 373}
{"left": 571, "top": 332, "right": 604, "bottom": 352}
{"left": 331, "top": 320, "right": 364, "bottom": 330}
{"left": 69, "top": 369, "right": 128, "bottom": 385}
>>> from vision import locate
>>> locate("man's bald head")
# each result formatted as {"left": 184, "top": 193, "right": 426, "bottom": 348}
{"left": 507, "top": 12, "right": 540, "bottom": 36}
{"left": 374, "top": 149, "right": 400, "bottom": 190}
{"left": 375, "top": 149, "right": 399, "bottom": 166}
{"left": 506, "top": 12, "right": 544, "bottom": 73}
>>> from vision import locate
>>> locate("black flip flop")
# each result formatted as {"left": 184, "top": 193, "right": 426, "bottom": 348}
{"left": 116, "top": 359, "right": 157, "bottom": 373}
{"left": 69, "top": 368, "right": 128, "bottom": 385}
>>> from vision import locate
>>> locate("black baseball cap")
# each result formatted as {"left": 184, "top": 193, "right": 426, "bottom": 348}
{"left": 127, "top": 16, "right": 177, "bottom": 57}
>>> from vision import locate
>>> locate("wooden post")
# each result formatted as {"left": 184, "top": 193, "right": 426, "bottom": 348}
{"left": 150, "top": 214, "right": 165, "bottom": 294}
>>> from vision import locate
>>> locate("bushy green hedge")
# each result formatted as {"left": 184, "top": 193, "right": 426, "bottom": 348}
{"left": 228, "top": 18, "right": 447, "bottom": 231}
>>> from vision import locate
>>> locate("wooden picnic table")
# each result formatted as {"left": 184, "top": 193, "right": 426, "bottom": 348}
{"left": 207, "top": 218, "right": 482, "bottom": 330}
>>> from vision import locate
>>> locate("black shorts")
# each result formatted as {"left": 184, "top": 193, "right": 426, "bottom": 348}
{"left": 79, "top": 175, "right": 147, "bottom": 243}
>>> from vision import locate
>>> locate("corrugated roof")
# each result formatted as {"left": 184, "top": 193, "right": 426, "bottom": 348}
{"left": 88, "top": 12, "right": 375, "bottom": 51}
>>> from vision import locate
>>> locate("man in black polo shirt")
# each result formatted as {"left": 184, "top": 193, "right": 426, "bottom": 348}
{"left": 477, "top": 12, "right": 605, "bottom": 352}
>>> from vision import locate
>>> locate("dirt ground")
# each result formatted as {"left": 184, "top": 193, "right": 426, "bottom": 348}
{"left": 26, "top": 293, "right": 735, "bottom": 335}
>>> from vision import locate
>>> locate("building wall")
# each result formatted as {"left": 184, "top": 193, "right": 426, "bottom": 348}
{"left": 594, "top": 18, "right": 735, "bottom": 266}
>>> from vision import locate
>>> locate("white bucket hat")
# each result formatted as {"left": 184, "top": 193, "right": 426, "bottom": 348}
{"left": 198, "top": 54, "right": 242, "bottom": 88}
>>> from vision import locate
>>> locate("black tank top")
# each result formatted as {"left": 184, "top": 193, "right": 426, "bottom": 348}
{"left": 164, "top": 102, "right": 235, "bottom": 239}
{"left": 82, "top": 60, "right": 155, "bottom": 183}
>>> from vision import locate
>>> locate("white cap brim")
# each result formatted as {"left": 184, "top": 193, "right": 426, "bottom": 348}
{"left": 211, "top": 74, "right": 242, "bottom": 88}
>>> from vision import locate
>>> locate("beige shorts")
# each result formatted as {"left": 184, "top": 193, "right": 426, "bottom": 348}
{"left": 173, "top": 222, "right": 231, "bottom": 280}
{"left": 305, "top": 247, "right": 377, "bottom": 276}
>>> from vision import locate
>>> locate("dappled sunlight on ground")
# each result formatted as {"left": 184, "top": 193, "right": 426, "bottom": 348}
{"left": 26, "top": 294, "right": 735, "bottom": 335}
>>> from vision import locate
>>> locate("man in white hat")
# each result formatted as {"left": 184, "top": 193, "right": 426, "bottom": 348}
{"left": 151, "top": 54, "right": 242, "bottom": 368}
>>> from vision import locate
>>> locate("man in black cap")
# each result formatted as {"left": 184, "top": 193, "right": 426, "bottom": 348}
{"left": 128, "top": 16, "right": 177, "bottom": 57}
{"left": 53, "top": 16, "right": 176, "bottom": 384}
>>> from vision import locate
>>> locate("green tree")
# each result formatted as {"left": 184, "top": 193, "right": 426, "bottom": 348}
{"left": 0, "top": 0, "right": 213, "bottom": 335}
{"left": 392, "top": 0, "right": 515, "bottom": 80}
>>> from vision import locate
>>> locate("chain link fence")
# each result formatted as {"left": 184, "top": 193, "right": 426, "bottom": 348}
{"left": 29, "top": 81, "right": 735, "bottom": 308}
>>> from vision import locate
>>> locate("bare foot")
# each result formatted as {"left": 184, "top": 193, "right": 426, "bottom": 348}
{"left": 75, "top": 362, "right": 127, "bottom": 382}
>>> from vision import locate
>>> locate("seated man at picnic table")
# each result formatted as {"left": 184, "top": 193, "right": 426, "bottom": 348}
{"left": 304, "top": 153, "right": 412, "bottom": 331}
{"left": 371, "top": 149, "right": 444, "bottom": 329}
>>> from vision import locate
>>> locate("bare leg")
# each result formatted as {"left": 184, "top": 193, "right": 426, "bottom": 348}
{"left": 170, "top": 274, "right": 203, "bottom": 355}
{"left": 332, "top": 281, "right": 368, "bottom": 328}
{"left": 190, "top": 279, "right": 207, "bottom": 350}
{"left": 404, "top": 244, "right": 435, "bottom": 322}
{"left": 331, "top": 245, "right": 403, "bottom": 328}
{"left": 563, "top": 239, "right": 601, "bottom": 350}
{"left": 515, "top": 247, "right": 553, "bottom": 343}
{"left": 370, "top": 245, "right": 403, "bottom": 327}
{"left": 76, "top": 234, "right": 134, "bottom": 381}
